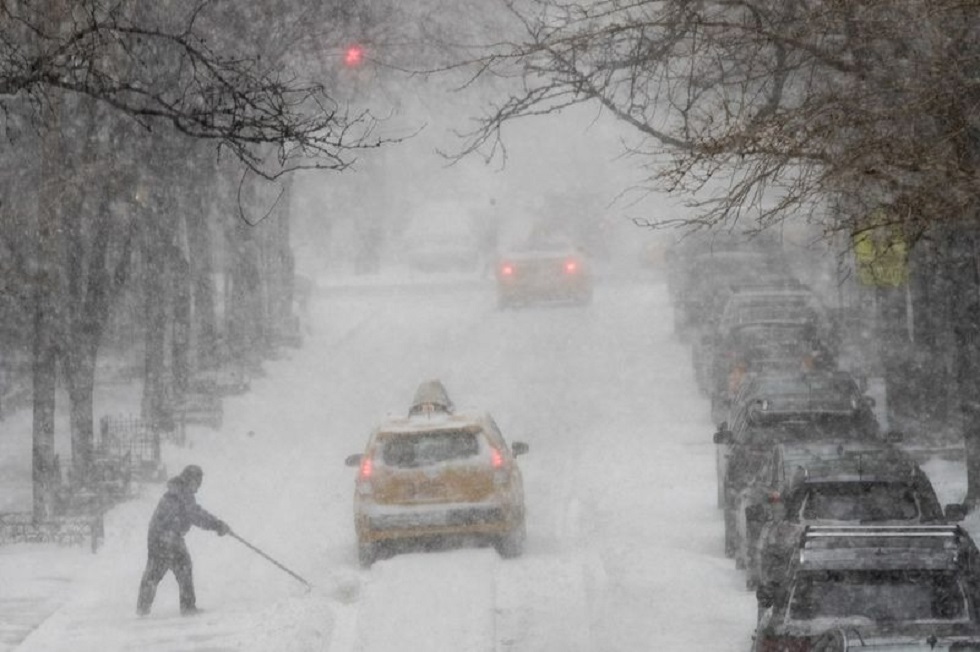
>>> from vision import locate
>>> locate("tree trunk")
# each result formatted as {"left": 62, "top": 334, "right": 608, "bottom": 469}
{"left": 32, "top": 27, "right": 65, "bottom": 517}
{"left": 31, "top": 290, "right": 58, "bottom": 520}
{"left": 64, "top": 347, "right": 96, "bottom": 485}
{"left": 141, "top": 223, "right": 173, "bottom": 431}
{"left": 185, "top": 198, "right": 218, "bottom": 369}
{"left": 227, "top": 218, "right": 263, "bottom": 370}
{"left": 946, "top": 226, "right": 980, "bottom": 506}
{"left": 271, "top": 177, "right": 295, "bottom": 340}
{"left": 172, "top": 254, "right": 191, "bottom": 395}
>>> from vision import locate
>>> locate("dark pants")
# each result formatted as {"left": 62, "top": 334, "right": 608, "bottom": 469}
{"left": 136, "top": 538, "right": 195, "bottom": 615}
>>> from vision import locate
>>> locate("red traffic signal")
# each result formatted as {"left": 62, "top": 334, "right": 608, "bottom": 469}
{"left": 344, "top": 44, "right": 365, "bottom": 67}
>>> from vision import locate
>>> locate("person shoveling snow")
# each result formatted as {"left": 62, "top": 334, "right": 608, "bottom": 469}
{"left": 136, "top": 465, "right": 230, "bottom": 617}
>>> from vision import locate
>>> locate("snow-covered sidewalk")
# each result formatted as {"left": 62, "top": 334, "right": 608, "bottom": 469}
{"left": 2, "top": 358, "right": 363, "bottom": 652}
{"left": 0, "top": 290, "right": 377, "bottom": 652}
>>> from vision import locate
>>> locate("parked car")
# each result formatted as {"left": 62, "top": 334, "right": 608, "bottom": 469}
{"left": 344, "top": 380, "right": 529, "bottom": 567}
{"left": 754, "top": 525, "right": 980, "bottom": 651}
{"left": 734, "top": 439, "right": 964, "bottom": 589}
{"left": 723, "top": 369, "right": 878, "bottom": 437}
{"left": 713, "top": 371, "right": 882, "bottom": 557}
{"left": 495, "top": 239, "right": 593, "bottom": 308}
{"left": 695, "top": 280, "right": 837, "bottom": 411}
{"left": 666, "top": 233, "right": 787, "bottom": 336}
{"left": 715, "top": 280, "right": 834, "bottom": 337}
{"left": 700, "top": 319, "right": 819, "bottom": 424}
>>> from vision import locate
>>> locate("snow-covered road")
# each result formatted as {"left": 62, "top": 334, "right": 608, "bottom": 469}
{"left": 7, "top": 273, "right": 967, "bottom": 651}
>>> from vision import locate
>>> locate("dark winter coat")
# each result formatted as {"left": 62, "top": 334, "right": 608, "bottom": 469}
{"left": 147, "top": 473, "right": 224, "bottom": 550}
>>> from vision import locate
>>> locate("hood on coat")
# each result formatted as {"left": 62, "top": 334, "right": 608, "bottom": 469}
{"left": 167, "top": 465, "right": 203, "bottom": 493}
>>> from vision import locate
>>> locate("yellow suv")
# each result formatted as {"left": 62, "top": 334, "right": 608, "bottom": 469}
{"left": 345, "top": 381, "right": 529, "bottom": 567}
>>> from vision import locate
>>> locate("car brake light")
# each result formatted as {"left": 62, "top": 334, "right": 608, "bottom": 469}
{"left": 359, "top": 456, "right": 373, "bottom": 479}
{"left": 500, "top": 263, "right": 514, "bottom": 276}
{"left": 564, "top": 260, "right": 578, "bottom": 274}
{"left": 768, "top": 491, "right": 781, "bottom": 504}
{"left": 491, "top": 447, "right": 504, "bottom": 469}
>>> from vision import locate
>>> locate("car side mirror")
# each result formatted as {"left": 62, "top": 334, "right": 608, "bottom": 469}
{"left": 713, "top": 429, "right": 734, "bottom": 445}
{"left": 344, "top": 454, "right": 362, "bottom": 467}
{"left": 945, "top": 503, "right": 968, "bottom": 522}
{"left": 511, "top": 442, "right": 529, "bottom": 456}
{"left": 756, "top": 582, "right": 778, "bottom": 609}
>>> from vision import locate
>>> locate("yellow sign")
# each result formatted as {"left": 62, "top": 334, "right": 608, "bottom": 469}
{"left": 853, "top": 226, "right": 908, "bottom": 287}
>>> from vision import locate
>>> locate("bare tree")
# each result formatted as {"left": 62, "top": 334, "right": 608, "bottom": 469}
{"left": 0, "top": 0, "right": 395, "bottom": 514}
{"left": 453, "top": 1, "right": 980, "bottom": 239}
{"left": 1, "top": 0, "right": 384, "bottom": 178}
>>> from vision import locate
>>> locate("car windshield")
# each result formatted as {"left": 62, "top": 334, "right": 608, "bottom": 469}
{"left": 800, "top": 482, "right": 920, "bottom": 521}
{"left": 789, "top": 571, "right": 968, "bottom": 623}
{"left": 380, "top": 431, "right": 481, "bottom": 467}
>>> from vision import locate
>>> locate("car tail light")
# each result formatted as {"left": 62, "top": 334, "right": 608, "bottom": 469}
{"left": 564, "top": 259, "right": 579, "bottom": 274}
{"left": 768, "top": 491, "right": 782, "bottom": 504}
{"left": 490, "top": 447, "right": 504, "bottom": 469}
{"left": 758, "top": 636, "right": 811, "bottom": 652}
{"left": 359, "top": 456, "right": 374, "bottom": 480}
{"left": 500, "top": 263, "right": 515, "bottom": 277}
{"left": 491, "top": 447, "right": 510, "bottom": 485}
{"left": 356, "top": 456, "right": 375, "bottom": 496}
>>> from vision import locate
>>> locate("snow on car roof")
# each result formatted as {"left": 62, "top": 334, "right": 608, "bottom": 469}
{"left": 376, "top": 409, "right": 487, "bottom": 436}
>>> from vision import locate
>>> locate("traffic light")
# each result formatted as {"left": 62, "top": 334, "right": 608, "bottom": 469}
{"left": 344, "top": 44, "right": 365, "bottom": 68}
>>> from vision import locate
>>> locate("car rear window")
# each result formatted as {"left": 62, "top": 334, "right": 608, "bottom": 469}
{"left": 380, "top": 431, "right": 481, "bottom": 468}
{"left": 789, "top": 570, "right": 968, "bottom": 622}
{"left": 801, "top": 482, "right": 919, "bottom": 521}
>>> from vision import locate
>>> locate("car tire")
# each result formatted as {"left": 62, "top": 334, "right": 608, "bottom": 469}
{"left": 358, "top": 542, "right": 377, "bottom": 569}
{"left": 495, "top": 521, "right": 526, "bottom": 559}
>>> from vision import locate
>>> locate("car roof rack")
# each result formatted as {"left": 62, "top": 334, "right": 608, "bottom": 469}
{"left": 798, "top": 525, "right": 966, "bottom": 571}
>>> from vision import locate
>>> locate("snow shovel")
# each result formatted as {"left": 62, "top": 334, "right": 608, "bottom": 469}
{"left": 229, "top": 531, "right": 312, "bottom": 589}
